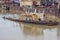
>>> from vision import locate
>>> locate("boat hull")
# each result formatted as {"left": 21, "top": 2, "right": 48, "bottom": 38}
{"left": 3, "top": 17, "right": 59, "bottom": 26}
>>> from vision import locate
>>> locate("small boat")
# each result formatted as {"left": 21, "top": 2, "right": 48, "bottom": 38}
{"left": 3, "top": 17, "right": 59, "bottom": 26}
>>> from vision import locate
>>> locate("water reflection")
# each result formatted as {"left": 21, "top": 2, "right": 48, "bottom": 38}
{"left": 20, "top": 23, "right": 43, "bottom": 36}
{"left": 0, "top": 14, "right": 60, "bottom": 40}
{"left": 43, "top": 28, "right": 58, "bottom": 40}
{"left": 20, "top": 23, "right": 60, "bottom": 40}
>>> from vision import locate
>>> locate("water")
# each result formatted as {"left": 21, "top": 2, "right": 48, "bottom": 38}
{"left": 0, "top": 14, "right": 60, "bottom": 40}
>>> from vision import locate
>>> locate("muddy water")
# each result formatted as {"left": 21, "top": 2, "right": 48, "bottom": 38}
{"left": 0, "top": 14, "right": 60, "bottom": 40}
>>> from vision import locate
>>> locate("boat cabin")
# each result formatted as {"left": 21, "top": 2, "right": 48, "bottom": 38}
{"left": 20, "top": 6, "right": 47, "bottom": 21}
